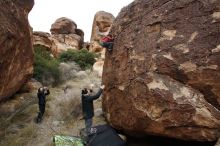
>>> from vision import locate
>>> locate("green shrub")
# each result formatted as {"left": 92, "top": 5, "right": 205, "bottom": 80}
{"left": 59, "top": 49, "right": 97, "bottom": 70}
{"left": 33, "top": 45, "right": 61, "bottom": 85}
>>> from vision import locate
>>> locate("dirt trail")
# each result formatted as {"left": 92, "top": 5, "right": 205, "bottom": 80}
{"left": 0, "top": 72, "right": 105, "bottom": 146}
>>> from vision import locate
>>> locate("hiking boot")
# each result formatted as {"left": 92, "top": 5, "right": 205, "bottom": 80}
{"left": 36, "top": 117, "right": 42, "bottom": 123}
{"left": 108, "top": 48, "right": 113, "bottom": 52}
{"left": 90, "top": 127, "right": 97, "bottom": 134}
{"left": 36, "top": 113, "right": 42, "bottom": 123}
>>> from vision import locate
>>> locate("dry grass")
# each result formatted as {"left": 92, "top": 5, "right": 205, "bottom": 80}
{"left": 1, "top": 124, "right": 37, "bottom": 146}
{"left": 0, "top": 105, "right": 38, "bottom": 146}
{"left": 0, "top": 69, "right": 103, "bottom": 146}
{"left": 61, "top": 97, "right": 82, "bottom": 120}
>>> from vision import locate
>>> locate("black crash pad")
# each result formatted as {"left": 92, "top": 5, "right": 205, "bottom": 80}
{"left": 87, "top": 124, "right": 126, "bottom": 146}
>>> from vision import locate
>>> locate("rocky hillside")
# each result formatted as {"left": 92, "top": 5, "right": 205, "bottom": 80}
{"left": 0, "top": 0, "right": 34, "bottom": 101}
{"left": 102, "top": 0, "right": 220, "bottom": 141}
{"left": 33, "top": 17, "right": 84, "bottom": 57}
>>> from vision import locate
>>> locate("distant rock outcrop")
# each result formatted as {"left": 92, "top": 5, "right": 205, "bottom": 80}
{"left": 90, "top": 11, "right": 114, "bottom": 77}
{"left": 33, "top": 17, "right": 84, "bottom": 57}
{"left": 102, "top": 0, "right": 220, "bottom": 141}
{"left": 50, "top": 17, "right": 77, "bottom": 34}
{"left": 0, "top": 0, "right": 34, "bottom": 101}
{"left": 89, "top": 11, "right": 114, "bottom": 54}
{"left": 90, "top": 11, "right": 115, "bottom": 42}
{"left": 51, "top": 17, "right": 84, "bottom": 54}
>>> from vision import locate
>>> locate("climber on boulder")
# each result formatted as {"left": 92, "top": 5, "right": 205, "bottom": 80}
{"left": 99, "top": 34, "right": 114, "bottom": 52}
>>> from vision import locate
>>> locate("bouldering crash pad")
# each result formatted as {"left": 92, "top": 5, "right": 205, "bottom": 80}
{"left": 53, "top": 135, "right": 84, "bottom": 146}
{"left": 87, "top": 124, "right": 126, "bottom": 146}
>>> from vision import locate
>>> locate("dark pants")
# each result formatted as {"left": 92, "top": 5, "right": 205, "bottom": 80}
{"left": 37, "top": 103, "right": 45, "bottom": 122}
{"left": 100, "top": 42, "right": 113, "bottom": 51}
{"left": 85, "top": 118, "right": 93, "bottom": 134}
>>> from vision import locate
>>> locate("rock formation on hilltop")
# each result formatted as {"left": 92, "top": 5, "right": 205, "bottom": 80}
{"left": 89, "top": 11, "right": 114, "bottom": 53}
{"left": 0, "top": 0, "right": 34, "bottom": 101}
{"left": 90, "top": 11, "right": 114, "bottom": 77}
{"left": 33, "top": 17, "right": 84, "bottom": 57}
{"left": 50, "top": 17, "right": 77, "bottom": 34}
{"left": 50, "top": 17, "right": 84, "bottom": 54}
{"left": 90, "top": 11, "right": 115, "bottom": 42}
{"left": 102, "top": 0, "right": 220, "bottom": 141}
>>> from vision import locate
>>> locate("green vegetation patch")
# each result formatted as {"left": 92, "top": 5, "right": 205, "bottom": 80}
{"left": 33, "top": 45, "right": 61, "bottom": 85}
{"left": 59, "top": 49, "right": 97, "bottom": 70}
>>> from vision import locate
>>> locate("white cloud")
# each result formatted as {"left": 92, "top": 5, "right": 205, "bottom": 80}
{"left": 28, "top": 0, "right": 133, "bottom": 41}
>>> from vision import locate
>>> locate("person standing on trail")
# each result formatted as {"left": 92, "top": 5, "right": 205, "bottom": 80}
{"left": 36, "top": 86, "right": 50, "bottom": 123}
{"left": 99, "top": 34, "right": 114, "bottom": 52}
{"left": 81, "top": 85, "right": 105, "bottom": 134}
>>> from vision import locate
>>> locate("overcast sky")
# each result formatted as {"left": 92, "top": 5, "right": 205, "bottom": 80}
{"left": 28, "top": 0, "right": 133, "bottom": 41}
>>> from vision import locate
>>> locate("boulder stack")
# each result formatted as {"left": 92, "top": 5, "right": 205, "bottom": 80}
{"left": 33, "top": 17, "right": 84, "bottom": 57}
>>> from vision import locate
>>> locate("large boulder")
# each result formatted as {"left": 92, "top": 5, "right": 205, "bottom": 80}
{"left": 50, "top": 17, "right": 77, "bottom": 34}
{"left": 102, "top": 0, "right": 220, "bottom": 141}
{"left": 0, "top": 0, "right": 34, "bottom": 101}
{"left": 50, "top": 17, "right": 84, "bottom": 56}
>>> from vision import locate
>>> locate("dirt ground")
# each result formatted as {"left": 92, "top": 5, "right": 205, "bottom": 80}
{"left": 1, "top": 71, "right": 215, "bottom": 146}
{"left": 0, "top": 72, "right": 105, "bottom": 146}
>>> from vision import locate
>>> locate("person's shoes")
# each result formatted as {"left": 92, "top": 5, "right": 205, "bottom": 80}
{"left": 108, "top": 48, "right": 113, "bottom": 52}
{"left": 36, "top": 116, "right": 42, "bottom": 123}
{"left": 89, "top": 127, "right": 97, "bottom": 134}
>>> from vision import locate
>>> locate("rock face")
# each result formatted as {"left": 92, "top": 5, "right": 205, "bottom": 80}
{"left": 102, "top": 0, "right": 220, "bottom": 141}
{"left": 33, "top": 18, "right": 84, "bottom": 57}
{"left": 0, "top": 0, "right": 34, "bottom": 101}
